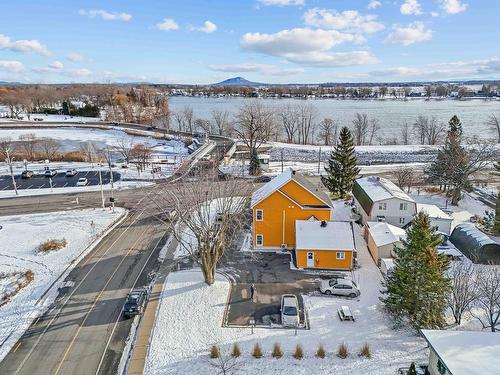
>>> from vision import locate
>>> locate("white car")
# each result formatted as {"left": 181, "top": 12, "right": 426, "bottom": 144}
{"left": 280, "top": 294, "right": 299, "bottom": 327}
{"left": 319, "top": 278, "right": 360, "bottom": 298}
{"left": 76, "top": 177, "right": 88, "bottom": 186}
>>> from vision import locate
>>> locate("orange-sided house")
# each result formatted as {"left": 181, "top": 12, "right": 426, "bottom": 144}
{"left": 295, "top": 220, "right": 356, "bottom": 270}
{"left": 251, "top": 169, "right": 333, "bottom": 251}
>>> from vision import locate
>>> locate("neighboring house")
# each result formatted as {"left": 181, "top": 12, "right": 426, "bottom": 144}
{"left": 251, "top": 169, "right": 332, "bottom": 250}
{"left": 421, "top": 330, "right": 500, "bottom": 375}
{"left": 449, "top": 224, "right": 500, "bottom": 264}
{"left": 417, "top": 203, "right": 453, "bottom": 235}
{"left": 352, "top": 176, "right": 417, "bottom": 227}
{"left": 295, "top": 220, "right": 355, "bottom": 270}
{"left": 365, "top": 221, "right": 406, "bottom": 265}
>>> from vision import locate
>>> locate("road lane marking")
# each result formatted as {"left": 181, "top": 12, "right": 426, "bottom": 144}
{"left": 38, "top": 184, "right": 45, "bottom": 189}
{"left": 13, "top": 342, "right": 21, "bottom": 353}
{"left": 27, "top": 184, "right": 33, "bottom": 189}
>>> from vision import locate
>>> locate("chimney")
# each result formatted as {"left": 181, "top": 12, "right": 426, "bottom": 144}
{"left": 292, "top": 170, "right": 296, "bottom": 175}
{"left": 320, "top": 220, "right": 327, "bottom": 227}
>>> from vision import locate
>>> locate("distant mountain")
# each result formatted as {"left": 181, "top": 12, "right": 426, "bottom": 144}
{"left": 213, "top": 77, "right": 265, "bottom": 86}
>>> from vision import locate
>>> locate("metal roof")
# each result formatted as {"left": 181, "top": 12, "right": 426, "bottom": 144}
{"left": 449, "top": 224, "right": 500, "bottom": 264}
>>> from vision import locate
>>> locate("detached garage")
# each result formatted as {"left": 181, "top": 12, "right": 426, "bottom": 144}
{"left": 365, "top": 221, "right": 406, "bottom": 265}
{"left": 295, "top": 220, "right": 355, "bottom": 270}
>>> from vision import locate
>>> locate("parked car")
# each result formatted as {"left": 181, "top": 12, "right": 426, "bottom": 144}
{"left": 147, "top": 126, "right": 157, "bottom": 130}
{"left": 66, "top": 169, "right": 77, "bottom": 177}
{"left": 21, "top": 170, "right": 34, "bottom": 179}
{"left": 76, "top": 177, "right": 88, "bottom": 186}
{"left": 44, "top": 169, "right": 57, "bottom": 177}
{"left": 320, "top": 278, "right": 360, "bottom": 298}
{"left": 280, "top": 294, "right": 299, "bottom": 327}
{"left": 254, "top": 175, "right": 272, "bottom": 183}
{"left": 123, "top": 288, "right": 148, "bottom": 318}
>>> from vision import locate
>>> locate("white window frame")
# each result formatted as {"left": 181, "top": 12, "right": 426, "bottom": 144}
{"left": 399, "top": 217, "right": 406, "bottom": 224}
{"left": 336, "top": 252, "right": 345, "bottom": 260}
{"left": 400, "top": 202, "right": 408, "bottom": 211}
{"left": 378, "top": 202, "right": 387, "bottom": 211}
{"left": 255, "top": 209, "right": 263, "bottom": 221}
{"left": 255, "top": 234, "right": 263, "bottom": 247}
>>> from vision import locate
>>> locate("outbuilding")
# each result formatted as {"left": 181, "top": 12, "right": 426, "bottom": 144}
{"left": 449, "top": 224, "right": 500, "bottom": 264}
{"left": 295, "top": 220, "right": 355, "bottom": 270}
{"left": 365, "top": 221, "right": 406, "bottom": 265}
{"left": 417, "top": 203, "right": 453, "bottom": 235}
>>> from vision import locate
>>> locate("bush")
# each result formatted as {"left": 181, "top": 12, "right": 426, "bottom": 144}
{"left": 293, "top": 344, "right": 304, "bottom": 360}
{"left": 38, "top": 238, "right": 67, "bottom": 253}
{"left": 316, "top": 344, "right": 326, "bottom": 359}
{"left": 359, "top": 343, "right": 371, "bottom": 358}
{"left": 272, "top": 343, "right": 283, "bottom": 359}
{"left": 337, "top": 342, "right": 348, "bottom": 359}
{"left": 231, "top": 343, "right": 241, "bottom": 358}
{"left": 252, "top": 343, "right": 263, "bottom": 359}
{"left": 209, "top": 345, "right": 220, "bottom": 359}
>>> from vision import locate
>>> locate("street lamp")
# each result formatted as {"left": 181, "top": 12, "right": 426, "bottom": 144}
{"left": 5, "top": 149, "right": 18, "bottom": 196}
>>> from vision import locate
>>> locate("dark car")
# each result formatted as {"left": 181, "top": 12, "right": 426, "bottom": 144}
{"left": 254, "top": 175, "right": 272, "bottom": 183}
{"left": 123, "top": 288, "right": 148, "bottom": 318}
{"left": 44, "top": 169, "right": 57, "bottom": 177}
{"left": 21, "top": 170, "right": 34, "bottom": 179}
{"left": 147, "top": 126, "right": 157, "bottom": 130}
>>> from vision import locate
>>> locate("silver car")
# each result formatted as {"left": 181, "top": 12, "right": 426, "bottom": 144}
{"left": 320, "top": 278, "right": 360, "bottom": 298}
{"left": 280, "top": 294, "right": 299, "bottom": 327}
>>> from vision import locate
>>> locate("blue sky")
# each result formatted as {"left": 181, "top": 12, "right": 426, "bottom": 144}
{"left": 0, "top": 0, "right": 498, "bottom": 84}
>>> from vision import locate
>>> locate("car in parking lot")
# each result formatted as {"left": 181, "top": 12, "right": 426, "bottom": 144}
{"left": 123, "top": 288, "right": 148, "bottom": 318}
{"left": 254, "top": 175, "right": 272, "bottom": 183}
{"left": 44, "top": 169, "right": 57, "bottom": 177}
{"left": 21, "top": 170, "right": 34, "bottom": 179}
{"left": 280, "top": 294, "right": 299, "bottom": 327}
{"left": 76, "top": 177, "right": 88, "bottom": 186}
{"left": 320, "top": 278, "right": 360, "bottom": 298}
{"left": 66, "top": 169, "right": 77, "bottom": 177}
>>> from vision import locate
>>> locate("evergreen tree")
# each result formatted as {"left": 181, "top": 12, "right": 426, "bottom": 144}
{"left": 382, "top": 212, "right": 450, "bottom": 329}
{"left": 249, "top": 152, "right": 261, "bottom": 176}
{"left": 407, "top": 362, "right": 417, "bottom": 375}
{"left": 448, "top": 115, "right": 462, "bottom": 136}
{"left": 321, "top": 127, "right": 360, "bottom": 198}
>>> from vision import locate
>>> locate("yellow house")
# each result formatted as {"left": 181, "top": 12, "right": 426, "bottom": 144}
{"left": 295, "top": 220, "right": 355, "bottom": 270}
{"left": 251, "top": 169, "right": 332, "bottom": 250}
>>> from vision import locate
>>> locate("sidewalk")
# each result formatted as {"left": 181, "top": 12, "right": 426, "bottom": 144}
{"left": 126, "top": 236, "right": 179, "bottom": 375}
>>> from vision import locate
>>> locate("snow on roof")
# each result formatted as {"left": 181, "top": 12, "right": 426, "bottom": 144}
{"left": 367, "top": 221, "right": 406, "bottom": 247}
{"left": 356, "top": 176, "right": 415, "bottom": 203}
{"left": 380, "top": 258, "right": 395, "bottom": 270}
{"left": 417, "top": 203, "right": 452, "bottom": 220}
{"left": 421, "top": 330, "right": 500, "bottom": 375}
{"left": 295, "top": 220, "right": 355, "bottom": 251}
{"left": 251, "top": 168, "right": 331, "bottom": 208}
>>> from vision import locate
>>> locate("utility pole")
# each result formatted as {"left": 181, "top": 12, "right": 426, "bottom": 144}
{"left": 281, "top": 149, "right": 284, "bottom": 173}
{"left": 317, "top": 147, "right": 322, "bottom": 175}
{"left": 98, "top": 169, "right": 105, "bottom": 209}
{"left": 5, "top": 149, "right": 18, "bottom": 196}
{"left": 107, "top": 148, "right": 115, "bottom": 213}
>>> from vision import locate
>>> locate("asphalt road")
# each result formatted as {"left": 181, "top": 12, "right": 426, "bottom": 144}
{"left": 0, "top": 171, "right": 120, "bottom": 191}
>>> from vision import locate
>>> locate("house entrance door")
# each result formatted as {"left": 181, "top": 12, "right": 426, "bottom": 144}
{"left": 307, "top": 252, "right": 314, "bottom": 267}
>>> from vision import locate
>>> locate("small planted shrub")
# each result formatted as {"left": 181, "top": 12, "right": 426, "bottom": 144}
{"left": 316, "top": 344, "right": 326, "bottom": 359}
{"left": 272, "top": 343, "right": 283, "bottom": 359}
{"left": 293, "top": 344, "right": 304, "bottom": 360}
{"left": 359, "top": 343, "right": 371, "bottom": 358}
{"left": 38, "top": 238, "right": 67, "bottom": 253}
{"left": 209, "top": 345, "right": 220, "bottom": 359}
{"left": 252, "top": 343, "right": 263, "bottom": 359}
{"left": 337, "top": 342, "right": 348, "bottom": 359}
{"left": 231, "top": 343, "right": 241, "bottom": 358}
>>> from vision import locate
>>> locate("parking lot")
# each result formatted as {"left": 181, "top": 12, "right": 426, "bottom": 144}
{"left": 0, "top": 170, "right": 120, "bottom": 191}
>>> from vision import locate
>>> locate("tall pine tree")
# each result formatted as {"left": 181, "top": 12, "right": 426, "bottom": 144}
{"left": 321, "top": 127, "right": 360, "bottom": 198}
{"left": 448, "top": 115, "right": 462, "bottom": 136}
{"left": 382, "top": 211, "right": 450, "bottom": 329}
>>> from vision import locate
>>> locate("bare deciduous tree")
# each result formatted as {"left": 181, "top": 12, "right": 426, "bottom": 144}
{"left": 486, "top": 114, "right": 500, "bottom": 143}
{"left": 297, "top": 104, "right": 316, "bottom": 145}
{"left": 368, "top": 118, "right": 380, "bottom": 146}
{"left": 152, "top": 177, "right": 250, "bottom": 285}
{"left": 278, "top": 104, "right": 298, "bottom": 143}
{"left": 80, "top": 141, "right": 99, "bottom": 163}
{"left": 317, "top": 118, "right": 338, "bottom": 146}
{"left": 194, "top": 118, "right": 212, "bottom": 134}
{"left": 395, "top": 167, "right": 415, "bottom": 193}
{"left": 38, "top": 138, "right": 61, "bottom": 160}
{"left": 114, "top": 138, "right": 135, "bottom": 164}
{"left": 446, "top": 262, "right": 477, "bottom": 325}
{"left": 471, "top": 267, "right": 500, "bottom": 332}
{"left": 413, "top": 115, "right": 445, "bottom": 145}
{"left": 209, "top": 351, "right": 241, "bottom": 375}
{"left": 352, "top": 113, "right": 369, "bottom": 146}
{"left": 130, "top": 143, "right": 152, "bottom": 172}
{"left": 18, "top": 133, "right": 39, "bottom": 160}
{"left": 401, "top": 121, "right": 411, "bottom": 145}
{"left": 172, "top": 111, "right": 185, "bottom": 132}
{"left": 182, "top": 106, "right": 194, "bottom": 133}
{"left": 211, "top": 109, "right": 231, "bottom": 136}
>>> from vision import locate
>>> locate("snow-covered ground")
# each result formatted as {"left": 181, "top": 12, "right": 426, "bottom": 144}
{"left": 144, "top": 200, "right": 427, "bottom": 374}
{"left": 0, "top": 113, "right": 102, "bottom": 123}
{"left": 0, "top": 208, "right": 125, "bottom": 361}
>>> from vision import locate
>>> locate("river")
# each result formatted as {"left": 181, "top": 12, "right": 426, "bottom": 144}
{"left": 169, "top": 97, "right": 499, "bottom": 142}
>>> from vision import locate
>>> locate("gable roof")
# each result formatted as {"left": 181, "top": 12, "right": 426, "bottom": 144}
{"left": 251, "top": 169, "right": 332, "bottom": 208}
{"left": 296, "top": 220, "right": 355, "bottom": 251}
{"left": 367, "top": 221, "right": 406, "bottom": 247}
{"left": 353, "top": 176, "right": 414, "bottom": 214}
{"left": 421, "top": 330, "right": 500, "bottom": 375}
{"left": 417, "top": 203, "right": 452, "bottom": 220}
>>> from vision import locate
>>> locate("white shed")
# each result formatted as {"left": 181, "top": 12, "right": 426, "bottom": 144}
{"left": 365, "top": 221, "right": 406, "bottom": 264}
{"left": 417, "top": 203, "right": 453, "bottom": 235}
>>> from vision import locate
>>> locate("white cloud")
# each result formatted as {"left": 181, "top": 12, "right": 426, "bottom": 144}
{"left": 286, "top": 51, "right": 379, "bottom": 66}
{"left": 189, "top": 21, "right": 217, "bottom": 33}
{"left": 385, "top": 22, "right": 432, "bottom": 45}
{"left": 303, "top": 8, "right": 384, "bottom": 34}
{"left": 0, "top": 60, "right": 24, "bottom": 73}
{"left": 400, "top": 0, "right": 422, "bottom": 15}
{"left": 0, "top": 34, "right": 51, "bottom": 56}
{"left": 257, "top": 0, "right": 304, "bottom": 6}
{"left": 156, "top": 18, "right": 179, "bottom": 31}
{"left": 66, "top": 52, "right": 84, "bottom": 62}
{"left": 208, "top": 63, "right": 303, "bottom": 76}
{"left": 367, "top": 0, "right": 382, "bottom": 9}
{"left": 78, "top": 9, "right": 132, "bottom": 21}
{"left": 431, "top": 11, "right": 440, "bottom": 17}
{"left": 48, "top": 61, "right": 64, "bottom": 70}
{"left": 440, "top": 0, "right": 467, "bottom": 14}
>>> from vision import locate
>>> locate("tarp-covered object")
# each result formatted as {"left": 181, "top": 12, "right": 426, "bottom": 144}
{"left": 449, "top": 224, "right": 500, "bottom": 264}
